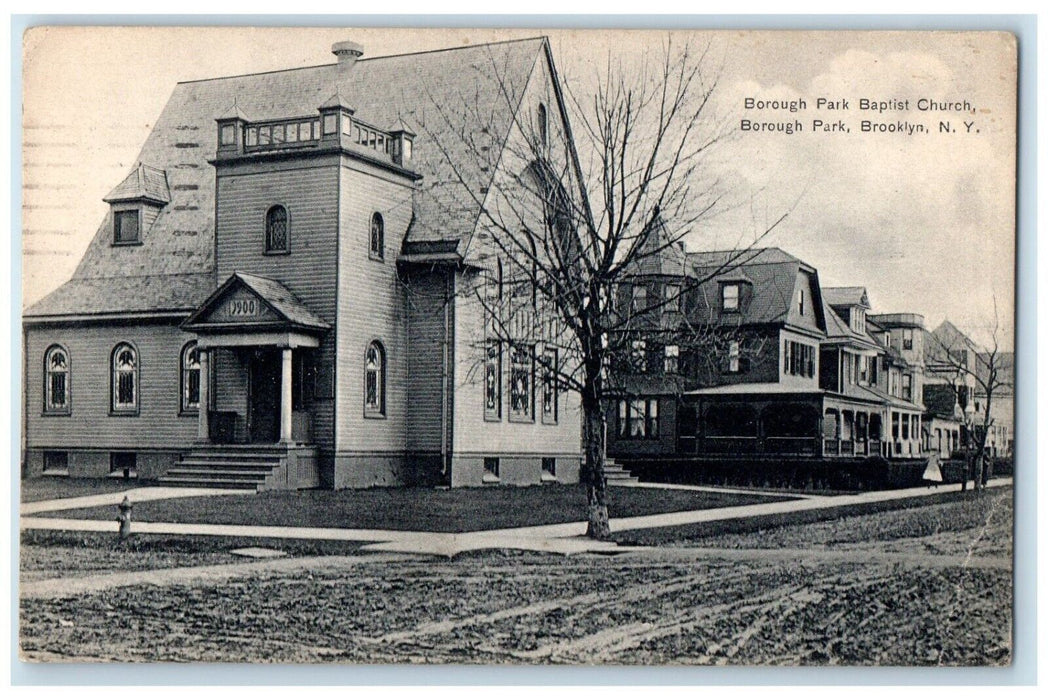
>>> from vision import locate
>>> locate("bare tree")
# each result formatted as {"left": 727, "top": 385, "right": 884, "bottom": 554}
{"left": 925, "top": 304, "right": 1012, "bottom": 492}
{"left": 413, "top": 37, "right": 787, "bottom": 539}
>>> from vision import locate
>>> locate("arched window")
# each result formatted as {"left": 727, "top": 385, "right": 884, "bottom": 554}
{"left": 370, "top": 212, "right": 384, "bottom": 260}
{"left": 537, "top": 103, "right": 548, "bottom": 147}
{"left": 44, "top": 345, "right": 70, "bottom": 413}
{"left": 111, "top": 343, "right": 139, "bottom": 413}
{"left": 364, "top": 341, "right": 386, "bottom": 417}
{"left": 265, "top": 205, "right": 289, "bottom": 253}
{"left": 181, "top": 341, "right": 201, "bottom": 413}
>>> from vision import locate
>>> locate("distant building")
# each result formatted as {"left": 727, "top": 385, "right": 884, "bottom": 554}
{"left": 606, "top": 233, "right": 927, "bottom": 466}
{"left": 923, "top": 320, "right": 1013, "bottom": 458}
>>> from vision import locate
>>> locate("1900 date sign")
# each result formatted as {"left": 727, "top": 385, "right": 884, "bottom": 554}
{"left": 228, "top": 298, "right": 259, "bottom": 317}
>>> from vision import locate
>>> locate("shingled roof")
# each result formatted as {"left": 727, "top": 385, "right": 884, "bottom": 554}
{"left": 821, "top": 299, "right": 880, "bottom": 349}
{"left": 103, "top": 163, "right": 171, "bottom": 205}
{"left": 822, "top": 286, "right": 870, "bottom": 309}
{"left": 685, "top": 247, "right": 817, "bottom": 327}
{"left": 25, "top": 37, "right": 549, "bottom": 319}
{"left": 627, "top": 215, "right": 689, "bottom": 277}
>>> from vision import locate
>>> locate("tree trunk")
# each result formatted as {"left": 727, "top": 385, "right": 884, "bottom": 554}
{"left": 961, "top": 448, "right": 970, "bottom": 492}
{"left": 582, "top": 388, "right": 611, "bottom": 540}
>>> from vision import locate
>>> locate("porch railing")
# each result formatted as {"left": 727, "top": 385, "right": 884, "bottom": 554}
{"left": 700, "top": 436, "right": 818, "bottom": 456}
{"left": 702, "top": 436, "right": 760, "bottom": 454}
{"left": 764, "top": 437, "right": 818, "bottom": 455}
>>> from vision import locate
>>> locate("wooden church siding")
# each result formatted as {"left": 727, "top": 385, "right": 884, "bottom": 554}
{"left": 450, "top": 269, "right": 582, "bottom": 463}
{"left": 214, "top": 158, "right": 340, "bottom": 451}
{"left": 446, "top": 51, "right": 584, "bottom": 482}
{"left": 333, "top": 158, "right": 415, "bottom": 457}
{"left": 25, "top": 322, "right": 199, "bottom": 449}
{"left": 404, "top": 268, "right": 450, "bottom": 454}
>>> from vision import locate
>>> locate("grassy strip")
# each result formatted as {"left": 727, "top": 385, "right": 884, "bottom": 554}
{"left": 41, "top": 484, "right": 792, "bottom": 533}
{"left": 20, "top": 529, "right": 368, "bottom": 557}
{"left": 20, "top": 477, "right": 151, "bottom": 503}
{"left": 613, "top": 487, "right": 998, "bottom": 546}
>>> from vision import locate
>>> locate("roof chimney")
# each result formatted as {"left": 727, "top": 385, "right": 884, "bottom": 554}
{"left": 332, "top": 40, "right": 364, "bottom": 67}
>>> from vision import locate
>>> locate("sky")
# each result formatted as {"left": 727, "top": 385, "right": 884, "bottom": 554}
{"left": 20, "top": 27, "right": 1016, "bottom": 349}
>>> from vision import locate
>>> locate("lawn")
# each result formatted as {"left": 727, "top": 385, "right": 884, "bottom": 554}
{"left": 616, "top": 486, "right": 1013, "bottom": 557}
{"left": 20, "top": 476, "right": 149, "bottom": 503}
{"left": 42, "top": 484, "right": 791, "bottom": 533}
{"left": 687, "top": 486, "right": 1014, "bottom": 558}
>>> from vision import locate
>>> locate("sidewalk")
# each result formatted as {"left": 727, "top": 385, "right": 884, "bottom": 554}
{"left": 20, "top": 486, "right": 245, "bottom": 515}
{"left": 20, "top": 477, "right": 1012, "bottom": 557}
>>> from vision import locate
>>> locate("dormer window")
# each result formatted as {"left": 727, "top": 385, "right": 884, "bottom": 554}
{"left": 113, "top": 209, "right": 141, "bottom": 245}
{"left": 630, "top": 285, "right": 648, "bottom": 313}
{"left": 852, "top": 308, "right": 866, "bottom": 334}
{"left": 104, "top": 163, "right": 170, "bottom": 246}
{"left": 664, "top": 284, "right": 681, "bottom": 311}
{"left": 797, "top": 288, "right": 805, "bottom": 315}
{"left": 722, "top": 283, "right": 740, "bottom": 311}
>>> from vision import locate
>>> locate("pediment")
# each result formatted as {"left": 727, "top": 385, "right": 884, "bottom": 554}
{"left": 195, "top": 284, "right": 281, "bottom": 326}
{"left": 182, "top": 272, "right": 330, "bottom": 333}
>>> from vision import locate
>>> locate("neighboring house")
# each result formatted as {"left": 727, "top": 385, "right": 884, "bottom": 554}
{"left": 606, "top": 236, "right": 929, "bottom": 465}
{"left": 863, "top": 311, "right": 928, "bottom": 458}
{"left": 23, "top": 37, "right": 583, "bottom": 489}
{"left": 922, "top": 381, "right": 965, "bottom": 459}
{"left": 922, "top": 320, "right": 985, "bottom": 458}
{"left": 923, "top": 319, "right": 1013, "bottom": 458}
{"left": 975, "top": 351, "right": 1014, "bottom": 456}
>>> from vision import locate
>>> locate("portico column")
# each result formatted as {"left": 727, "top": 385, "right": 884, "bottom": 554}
{"left": 197, "top": 348, "right": 210, "bottom": 442}
{"left": 280, "top": 347, "right": 293, "bottom": 444}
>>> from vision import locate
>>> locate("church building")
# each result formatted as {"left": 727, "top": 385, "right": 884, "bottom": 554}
{"left": 23, "top": 37, "right": 583, "bottom": 490}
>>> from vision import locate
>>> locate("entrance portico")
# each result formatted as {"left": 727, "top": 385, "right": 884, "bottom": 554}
{"left": 182, "top": 272, "right": 330, "bottom": 447}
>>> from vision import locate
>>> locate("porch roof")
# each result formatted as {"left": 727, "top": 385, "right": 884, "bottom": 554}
{"left": 182, "top": 271, "right": 331, "bottom": 335}
{"left": 685, "top": 383, "right": 824, "bottom": 396}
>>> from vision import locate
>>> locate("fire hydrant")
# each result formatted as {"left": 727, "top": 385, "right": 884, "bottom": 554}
{"left": 116, "top": 496, "right": 133, "bottom": 540}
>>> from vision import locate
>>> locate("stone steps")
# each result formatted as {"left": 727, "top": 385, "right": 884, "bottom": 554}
{"left": 159, "top": 446, "right": 286, "bottom": 490}
{"left": 603, "top": 460, "right": 639, "bottom": 484}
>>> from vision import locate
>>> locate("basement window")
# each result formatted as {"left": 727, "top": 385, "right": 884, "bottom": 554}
{"left": 109, "top": 452, "right": 138, "bottom": 479}
{"left": 483, "top": 457, "right": 500, "bottom": 482}
{"left": 43, "top": 451, "right": 69, "bottom": 476}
